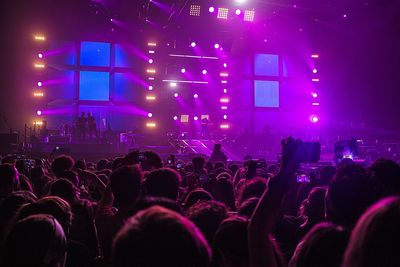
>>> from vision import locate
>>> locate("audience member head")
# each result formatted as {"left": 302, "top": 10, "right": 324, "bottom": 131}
{"left": 0, "top": 163, "right": 20, "bottom": 196}
{"left": 109, "top": 165, "right": 142, "bottom": 208}
{"left": 318, "top": 165, "right": 336, "bottom": 186}
{"left": 289, "top": 222, "right": 349, "bottom": 267}
{"left": 112, "top": 206, "right": 211, "bottom": 267}
{"left": 49, "top": 178, "right": 78, "bottom": 203}
{"left": 185, "top": 188, "right": 213, "bottom": 209}
{"left": 302, "top": 187, "right": 327, "bottom": 223}
{"left": 60, "top": 170, "right": 79, "bottom": 187}
{"left": 214, "top": 177, "right": 236, "bottom": 211}
{"left": 193, "top": 156, "right": 206, "bottom": 173}
{"left": 130, "top": 196, "right": 184, "bottom": 216}
{"left": 204, "top": 161, "right": 214, "bottom": 173}
{"left": 368, "top": 158, "right": 400, "bottom": 198}
{"left": 51, "top": 155, "right": 74, "bottom": 178}
{"left": 73, "top": 159, "right": 86, "bottom": 170}
{"left": 3, "top": 214, "right": 67, "bottom": 267}
{"left": 140, "top": 151, "right": 163, "bottom": 171}
{"left": 238, "top": 197, "right": 259, "bottom": 218}
{"left": 326, "top": 164, "right": 376, "bottom": 228}
{"left": 238, "top": 177, "right": 267, "bottom": 205}
{"left": 187, "top": 200, "right": 228, "bottom": 244}
{"left": 343, "top": 197, "right": 400, "bottom": 267}
{"left": 214, "top": 162, "right": 225, "bottom": 170}
{"left": 144, "top": 168, "right": 180, "bottom": 201}
{"left": 96, "top": 159, "right": 109, "bottom": 171}
{"left": 214, "top": 216, "right": 249, "bottom": 267}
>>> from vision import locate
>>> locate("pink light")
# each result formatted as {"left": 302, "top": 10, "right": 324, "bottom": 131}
{"left": 148, "top": 112, "right": 153, "bottom": 118}
{"left": 312, "top": 103, "right": 320, "bottom": 106}
{"left": 223, "top": 63, "right": 227, "bottom": 68}
{"left": 148, "top": 59, "right": 154, "bottom": 64}
{"left": 36, "top": 110, "right": 42, "bottom": 116}
{"left": 202, "top": 70, "right": 207, "bottom": 75}
{"left": 37, "top": 81, "right": 43, "bottom": 87}
{"left": 311, "top": 54, "right": 319, "bottom": 59}
{"left": 38, "top": 53, "right": 43, "bottom": 59}
{"left": 223, "top": 89, "right": 228, "bottom": 93}
{"left": 209, "top": 6, "right": 215, "bottom": 13}
{"left": 313, "top": 68, "right": 318, "bottom": 74}
{"left": 181, "top": 68, "right": 186, "bottom": 73}
{"left": 221, "top": 106, "right": 228, "bottom": 110}
{"left": 312, "top": 78, "right": 320, "bottom": 82}
{"left": 194, "top": 116, "right": 199, "bottom": 121}
{"left": 214, "top": 43, "right": 220, "bottom": 49}
{"left": 190, "top": 42, "right": 196, "bottom": 47}
{"left": 220, "top": 98, "right": 229, "bottom": 103}
{"left": 311, "top": 115, "right": 319, "bottom": 123}
{"left": 174, "top": 93, "right": 179, "bottom": 98}
{"left": 173, "top": 116, "right": 178, "bottom": 121}
{"left": 194, "top": 93, "right": 199, "bottom": 99}
{"left": 312, "top": 92, "right": 318, "bottom": 98}
{"left": 235, "top": 9, "right": 241, "bottom": 15}
{"left": 148, "top": 86, "right": 153, "bottom": 91}
{"left": 223, "top": 115, "right": 228, "bottom": 119}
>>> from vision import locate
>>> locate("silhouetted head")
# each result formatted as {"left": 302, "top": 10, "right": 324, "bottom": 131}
{"left": 110, "top": 165, "right": 142, "bottom": 208}
{"left": 238, "top": 177, "right": 267, "bottom": 205}
{"left": 49, "top": 178, "right": 78, "bottom": 203}
{"left": 0, "top": 164, "right": 20, "bottom": 197}
{"left": 145, "top": 168, "right": 180, "bottom": 201}
{"left": 140, "top": 151, "right": 163, "bottom": 171}
{"left": 185, "top": 188, "right": 213, "bottom": 209}
{"left": 112, "top": 206, "right": 211, "bottom": 267}
{"left": 368, "top": 158, "right": 400, "bottom": 198}
{"left": 51, "top": 155, "right": 74, "bottom": 178}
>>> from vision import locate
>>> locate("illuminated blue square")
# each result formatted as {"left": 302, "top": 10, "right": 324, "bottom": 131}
{"left": 254, "top": 80, "right": 279, "bottom": 107}
{"left": 115, "top": 44, "right": 137, "bottom": 68}
{"left": 255, "top": 54, "right": 279, "bottom": 76}
{"left": 80, "top": 42, "right": 110, "bottom": 67}
{"left": 79, "top": 71, "right": 110, "bottom": 101}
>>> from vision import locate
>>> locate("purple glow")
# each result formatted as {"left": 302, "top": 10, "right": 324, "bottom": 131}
{"left": 312, "top": 92, "right": 318, "bottom": 98}
{"left": 174, "top": 93, "right": 179, "bottom": 98}
{"left": 148, "top": 59, "right": 154, "bottom": 64}
{"left": 214, "top": 43, "right": 220, "bottom": 49}
{"left": 36, "top": 110, "right": 42, "bottom": 116}
{"left": 209, "top": 6, "right": 215, "bottom": 13}
{"left": 194, "top": 93, "right": 199, "bottom": 98}
{"left": 190, "top": 42, "right": 196, "bottom": 47}
{"left": 181, "top": 68, "right": 186, "bottom": 73}
{"left": 38, "top": 53, "right": 43, "bottom": 59}
{"left": 235, "top": 9, "right": 241, "bottom": 15}
{"left": 194, "top": 116, "right": 199, "bottom": 121}
{"left": 148, "top": 112, "right": 153, "bottom": 118}
{"left": 313, "top": 68, "right": 318, "bottom": 74}
{"left": 173, "top": 116, "right": 178, "bottom": 121}
{"left": 202, "top": 70, "right": 207, "bottom": 75}
{"left": 223, "top": 63, "right": 227, "bottom": 68}
{"left": 311, "top": 115, "right": 319, "bottom": 123}
{"left": 223, "top": 115, "right": 228, "bottom": 119}
{"left": 37, "top": 81, "right": 43, "bottom": 87}
{"left": 110, "top": 18, "right": 114, "bottom": 22}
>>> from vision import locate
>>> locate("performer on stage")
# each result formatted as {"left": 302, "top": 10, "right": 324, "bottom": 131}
{"left": 200, "top": 117, "right": 210, "bottom": 139}
{"left": 87, "top": 112, "right": 97, "bottom": 139}
{"left": 76, "top": 112, "right": 87, "bottom": 140}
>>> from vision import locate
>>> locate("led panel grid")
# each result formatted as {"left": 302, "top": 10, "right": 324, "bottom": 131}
{"left": 244, "top": 10, "right": 255, "bottom": 21}
{"left": 217, "top": 8, "right": 229, "bottom": 19}
{"left": 190, "top": 5, "right": 201, "bottom": 16}
{"left": 181, "top": 115, "right": 189, "bottom": 123}
{"left": 254, "top": 80, "right": 279, "bottom": 108}
{"left": 79, "top": 71, "right": 110, "bottom": 101}
{"left": 80, "top": 42, "right": 110, "bottom": 67}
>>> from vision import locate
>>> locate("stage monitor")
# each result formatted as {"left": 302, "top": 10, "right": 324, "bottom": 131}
{"left": 254, "top": 80, "right": 279, "bottom": 108}
{"left": 79, "top": 71, "right": 110, "bottom": 101}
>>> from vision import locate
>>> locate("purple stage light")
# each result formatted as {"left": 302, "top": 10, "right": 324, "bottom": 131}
{"left": 311, "top": 115, "right": 319, "bottom": 123}
{"left": 148, "top": 86, "right": 153, "bottom": 90}
{"left": 148, "top": 59, "right": 154, "bottom": 64}
{"left": 235, "top": 9, "right": 241, "bottom": 15}
{"left": 223, "top": 115, "right": 228, "bottom": 119}
{"left": 170, "top": 82, "right": 177, "bottom": 87}
{"left": 190, "top": 42, "right": 196, "bottom": 47}
{"left": 209, "top": 6, "right": 215, "bottom": 13}
{"left": 174, "top": 93, "right": 179, "bottom": 98}
{"left": 173, "top": 116, "right": 178, "bottom": 121}
{"left": 223, "top": 63, "right": 227, "bottom": 68}
{"left": 37, "top": 81, "right": 43, "bottom": 87}
{"left": 38, "top": 53, "right": 43, "bottom": 59}
{"left": 194, "top": 93, "right": 199, "bottom": 98}
{"left": 313, "top": 68, "right": 318, "bottom": 74}
{"left": 36, "top": 110, "right": 42, "bottom": 116}
{"left": 202, "top": 69, "right": 207, "bottom": 75}
{"left": 194, "top": 116, "right": 199, "bottom": 121}
{"left": 148, "top": 112, "right": 153, "bottom": 118}
{"left": 214, "top": 43, "right": 220, "bottom": 49}
{"left": 312, "top": 92, "right": 318, "bottom": 98}
{"left": 223, "top": 89, "right": 227, "bottom": 93}
{"left": 181, "top": 68, "right": 186, "bottom": 73}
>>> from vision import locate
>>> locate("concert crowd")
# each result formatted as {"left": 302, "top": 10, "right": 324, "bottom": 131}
{"left": 1, "top": 138, "right": 400, "bottom": 267}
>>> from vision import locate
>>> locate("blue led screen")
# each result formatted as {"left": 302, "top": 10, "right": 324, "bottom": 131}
{"left": 115, "top": 44, "right": 137, "bottom": 68}
{"left": 79, "top": 71, "right": 110, "bottom": 101}
{"left": 114, "top": 73, "right": 138, "bottom": 102}
{"left": 254, "top": 80, "right": 279, "bottom": 107}
{"left": 254, "top": 54, "right": 279, "bottom": 76}
{"left": 80, "top": 42, "right": 110, "bottom": 67}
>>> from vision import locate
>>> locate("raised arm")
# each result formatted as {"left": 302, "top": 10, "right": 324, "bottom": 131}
{"left": 248, "top": 137, "right": 300, "bottom": 267}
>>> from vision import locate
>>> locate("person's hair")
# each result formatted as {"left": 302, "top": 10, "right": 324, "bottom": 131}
{"left": 60, "top": 170, "right": 79, "bottom": 187}
{"left": 289, "top": 222, "right": 349, "bottom": 267}
{"left": 141, "top": 151, "right": 163, "bottom": 171}
{"left": 0, "top": 164, "right": 20, "bottom": 195}
{"left": 96, "top": 159, "right": 109, "bottom": 171}
{"left": 214, "top": 216, "right": 249, "bottom": 267}
{"left": 112, "top": 206, "right": 211, "bottom": 267}
{"left": 73, "top": 159, "right": 86, "bottom": 171}
{"left": 368, "top": 158, "right": 400, "bottom": 198}
{"left": 15, "top": 196, "right": 72, "bottom": 235}
{"left": 187, "top": 200, "right": 228, "bottom": 245}
{"left": 48, "top": 178, "right": 78, "bottom": 203}
{"left": 213, "top": 177, "right": 236, "bottom": 211}
{"left": 318, "top": 165, "right": 336, "bottom": 186}
{"left": 192, "top": 156, "right": 206, "bottom": 172}
{"left": 184, "top": 188, "right": 213, "bottom": 209}
{"left": 238, "top": 197, "right": 259, "bottom": 218}
{"left": 238, "top": 177, "right": 267, "bottom": 205}
{"left": 3, "top": 214, "right": 67, "bottom": 267}
{"left": 303, "top": 187, "right": 327, "bottom": 222}
{"left": 343, "top": 197, "right": 400, "bottom": 267}
{"left": 326, "top": 164, "right": 376, "bottom": 228}
{"left": 144, "top": 168, "right": 180, "bottom": 201}
{"left": 51, "top": 155, "right": 74, "bottom": 178}
{"left": 130, "top": 196, "right": 184, "bottom": 216}
{"left": 110, "top": 165, "right": 142, "bottom": 208}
